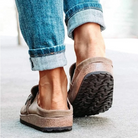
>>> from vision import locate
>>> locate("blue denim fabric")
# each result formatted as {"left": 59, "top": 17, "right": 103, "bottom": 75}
{"left": 64, "top": 0, "right": 105, "bottom": 39}
{"left": 15, "top": 0, "right": 105, "bottom": 71}
{"left": 64, "top": 0, "right": 102, "bottom": 23}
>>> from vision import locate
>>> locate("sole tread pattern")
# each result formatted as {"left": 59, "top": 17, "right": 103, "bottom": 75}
{"left": 72, "top": 71, "right": 114, "bottom": 117}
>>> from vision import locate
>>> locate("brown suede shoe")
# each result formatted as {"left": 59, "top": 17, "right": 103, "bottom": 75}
{"left": 20, "top": 85, "right": 73, "bottom": 132}
{"left": 68, "top": 57, "right": 114, "bottom": 117}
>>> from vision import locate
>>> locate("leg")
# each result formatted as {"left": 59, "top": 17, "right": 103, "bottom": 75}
{"left": 15, "top": 0, "right": 67, "bottom": 110}
{"left": 64, "top": 0, "right": 114, "bottom": 117}
{"left": 15, "top": 0, "right": 73, "bottom": 131}
{"left": 64, "top": 0, "right": 106, "bottom": 66}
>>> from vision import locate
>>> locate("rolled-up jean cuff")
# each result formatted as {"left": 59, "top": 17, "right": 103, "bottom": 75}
{"left": 29, "top": 52, "right": 67, "bottom": 71}
{"left": 67, "top": 9, "right": 106, "bottom": 39}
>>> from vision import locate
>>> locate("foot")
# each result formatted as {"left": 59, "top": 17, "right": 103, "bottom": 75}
{"left": 20, "top": 85, "right": 73, "bottom": 132}
{"left": 68, "top": 57, "right": 114, "bottom": 117}
{"left": 68, "top": 23, "right": 114, "bottom": 117}
{"left": 38, "top": 67, "right": 68, "bottom": 110}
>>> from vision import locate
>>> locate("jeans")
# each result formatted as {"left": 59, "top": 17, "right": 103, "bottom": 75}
{"left": 15, "top": 0, "right": 105, "bottom": 71}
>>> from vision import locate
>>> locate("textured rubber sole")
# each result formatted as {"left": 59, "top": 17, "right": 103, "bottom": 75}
{"left": 20, "top": 119, "right": 72, "bottom": 132}
{"left": 72, "top": 71, "right": 114, "bottom": 117}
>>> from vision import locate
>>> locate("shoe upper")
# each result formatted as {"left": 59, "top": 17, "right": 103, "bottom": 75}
{"left": 20, "top": 85, "right": 73, "bottom": 118}
{"left": 68, "top": 57, "right": 113, "bottom": 103}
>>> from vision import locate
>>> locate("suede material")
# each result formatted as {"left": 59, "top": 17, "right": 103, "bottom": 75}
{"left": 68, "top": 57, "right": 113, "bottom": 103}
{"left": 20, "top": 86, "right": 73, "bottom": 118}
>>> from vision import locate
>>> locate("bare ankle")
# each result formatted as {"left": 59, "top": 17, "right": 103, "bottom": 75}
{"left": 74, "top": 23, "right": 106, "bottom": 66}
{"left": 38, "top": 67, "right": 68, "bottom": 110}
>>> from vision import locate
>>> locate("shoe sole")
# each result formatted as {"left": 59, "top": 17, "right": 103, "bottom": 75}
{"left": 20, "top": 114, "right": 72, "bottom": 132}
{"left": 72, "top": 71, "right": 114, "bottom": 117}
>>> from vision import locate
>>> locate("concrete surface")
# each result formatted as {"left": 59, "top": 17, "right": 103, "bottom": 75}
{"left": 1, "top": 39, "right": 138, "bottom": 138}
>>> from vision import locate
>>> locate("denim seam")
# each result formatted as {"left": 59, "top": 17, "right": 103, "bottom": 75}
{"left": 30, "top": 44, "right": 65, "bottom": 49}
{"left": 29, "top": 49, "right": 65, "bottom": 57}
{"left": 65, "top": 3, "right": 103, "bottom": 24}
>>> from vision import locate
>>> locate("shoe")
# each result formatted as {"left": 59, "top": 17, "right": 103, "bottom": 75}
{"left": 68, "top": 57, "right": 114, "bottom": 117}
{"left": 20, "top": 85, "right": 73, "bottom": 132}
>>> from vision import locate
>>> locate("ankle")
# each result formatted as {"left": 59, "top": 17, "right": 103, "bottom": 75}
{"left": 74, "top": 23, "right": 106, "bottom": 66}
{"left": 75, "top": 43, "right": 105, "bottom": 66}
{"left": 38, "top": 67, "right": 68, "bottom": 110}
